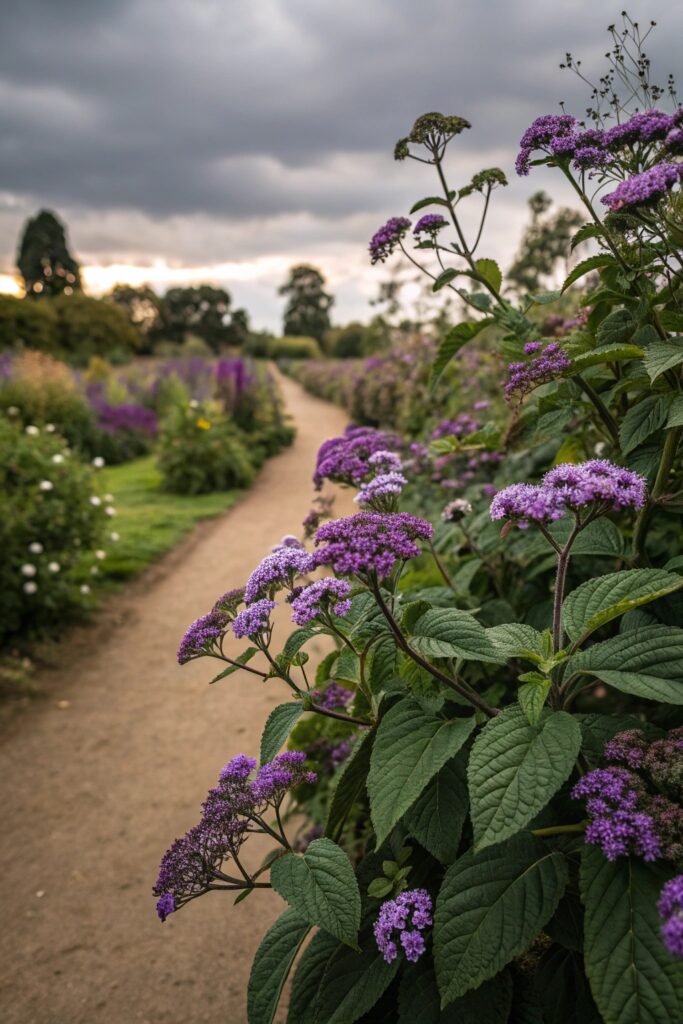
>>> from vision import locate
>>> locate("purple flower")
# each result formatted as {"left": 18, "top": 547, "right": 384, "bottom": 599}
{"left": 431, "top": 413, "right": 480, "bottom": 439}
{"left": 367, "top": 450, "right": 403, "bottom": 473}
{"left": 442, "top": 498, "right": 472, "bottom": 522}
{"left": 489, "top": 483, "right": 566, "bottom": 529}
{"left": 290, "top": 578, "right": 352, "bottom": 625}
{"left": 156, "top": 892, "right": 175, "bottom": 922}
{"left": 213, "top": 588, "right": 245, "bottom": 613}
{"left": 572, "top": 767, "right": 661, "bottom": 861}
{"left": 310, "top": 682, "right": 353, "bottom": 710}
{"left": 314, "top": 511, "right": 433, "bottom": 579}
{"left": 250, "top": 751, "right": 317, "bottom": 802}
{"left": 515, "top": 114, "right": 578, "bottom": 175}
{"left": 603, "top": 110, "right": 677, "bottom": 149}
{"left": 232, "top": 599, "right": 276, "bottom": 639}
{"left": 659, "top": 876, "right": 683, "bottom": 958}
{"left": 413, "top": 214, "right": 447, "bottom": 236}
{"left": 504, "top": 340, "right": 571, "bottom": 399}
{"left": 374, "top": 889, "right": 433, "bottom": 964}
{"left": 177, "top": 609, "right": 229, "bottom": 664}
{"left": 602, "top": 163, "right": 683, "bottom": 212}
{"left": 543, "top": 460, "right": 647, "bottom": 512}
{"left": 355, "top": 471, "right": 408, "bottom": 509}
{"left": 604, "top": 729, "right": 648, "bottom": 769}
{"left": 314, "top": 426, "right": 401, "bottom": 490}
{"left": 244, "top": 547, "right": 315, "bottom": 603}
{"left": 369, "top": 217, "right": 411, "bottom": 264}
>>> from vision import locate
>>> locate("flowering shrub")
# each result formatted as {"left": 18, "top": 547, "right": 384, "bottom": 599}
{"left": 157, "top": 401, "right": 255, "bottom": 494}
{"left": 0, "top": 416, "right": 109, "bottom": 646}
{"left": 155, "top": 17, "right": 683, "bottom": 1024}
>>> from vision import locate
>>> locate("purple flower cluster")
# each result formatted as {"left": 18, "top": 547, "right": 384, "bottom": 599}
{"left": 490, "top": 460, "right": 647, "bottom": 529}
{"left": 244, "top": 547, "right": 315, "bottom": 603}
{"left": 314, "top": 512, "right": 433, "bottom": 579}
{"left": 515, "top": 114, "right": 579, "bottom": 175}
{"left": 659, "top": 876, "right": 683, "bottom": 959}
{"left": 602, "top": 162, "right": 683, "bottom": 211}
{"left": 572, "top": 767, "right": 662, "bottom": 861}
{"left": 313, "top": 426, "right": 401, "bottom": 490}
{"left": 310, "top": 681, "right": 353, "bottom": 710}
{"left": 92, "top": 399, "right": 158, "bottom": 437}
{"left": 355, "top": 471, "right": 408, "bottom": 509}
{"left": 442, "top": 498, "right": 473, "bottom": 522}
{"left": 374, "top": 889, "right": 433, "bottom": 964}
{"left": 290, "top": 578, "right": 352, "bottom": 625}
{"left": 154, "top": 752, "right": 316, "bottom": 920}
{"left": 431, "top": 412, "right": 480, "bottom": 439}
{"left": 505, "top": 340, "right": 571, "bottom": 400}
{"left": 177, "top": 608, "right": 230, "bottom": 664}
{"left": 369, "top": 217, "right": 411, "bottom": 264}
{"left": 413, "top": 214, "right": 447, "bottom": 236}
{"left": 232, "top": 598, "right": 276, "bottom": 639}
{"left": 367, "top": 450, "right": 403, "bottom": 473}
{"left": 603, "top": 109, "right": 683, "bottom": 149}
{"left": 306, "top": 736, "right": 355, "bottom": 775}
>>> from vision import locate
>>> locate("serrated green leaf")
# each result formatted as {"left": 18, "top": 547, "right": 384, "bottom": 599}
{"left": 619, "top": 395, "right": 671, "bottom": 454}
{"left": 368, "top": 699, "right": 476, "bottom": 846}
{"left": 486, "top": 623, "right": 546, "bottom": 662}
{"left": 570, "top": 223, "right": 603, "bottom": 250}
{"left": 474, "top": 258, "right": 502, "bottom": 293}
{"left": 596, "top": 307, "right": 636, "bottom": 346}
{"left": 367, "top": 877, "right": 393, "bottom": 898}
{"left": 283, "top": 626, "right": 319, "bottom": 661}
{"left": 668, "top": 394, "right": 683, "bottom": 428}
{"left": 581, "top": 848, "right": 683, "bottom": 1024}
{"left": 568, "top": 342, "right": 644, "bottom": 373}
{"left": 325, "top": 729, "right": 374, "bottom": 841}
{"left": 468, "top": 706, "right": 581, "bottom": 849}
{"left": 430, "top": 319, "right": 494, "bottom": 387}
{"left": 530, "top": 290, "right": 561, "bottom": 306}
{"left": 518, "top": 676, "right": 551, "bottom": 725}
{"left": 568, "top": 625, "right": 683, "bottom": 703}
{"left": 270, "top": 838, "right": 361, "bottom": 947}
{"left": 209, "top": 646, "right": 258, "bottom": 683}
{"left": 287, "top": 930, "right": 340, "bottom": 1024}
{"left": 314, "top": 930, "right": 400, "bottom": 1024}
{"left": 411, "top": 608, "right": 504, "bottom": 663}
{"left": 247, "top": 908, "right": 311, "bottom": 1024}
{"left": 432, "top": 268, "right": 459, "bottom": 292}
{"left": 260, "top": 701, "right": 304, "bottom": 765}
{"left": 402, "top": 750, "right": 468, "bottom": 864}
{"left": 410, "top": 195, "right": 450, "bottom": 213}
{"left": 562, "top": 255, "right": 617, "bottom": 292}
{"left": 643, "top": 340, "right": 683, "bottom": 382}
{"left": 563, "top": 569, "right": 683, "bottom": 644}
{"left": 434, "top": 833, "right": 568, "bottom": 1006}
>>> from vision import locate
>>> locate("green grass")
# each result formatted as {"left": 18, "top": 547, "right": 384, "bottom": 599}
{"left": 98, "top": 456, "right": 241, "bottom": 581}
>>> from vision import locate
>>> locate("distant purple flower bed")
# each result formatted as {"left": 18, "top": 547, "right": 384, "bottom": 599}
{"left": 92, "top": 398, "right": 158, "bottom": 436}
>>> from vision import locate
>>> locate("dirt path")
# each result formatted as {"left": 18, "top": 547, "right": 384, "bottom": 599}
{"left": 0, "top": 372, "right": 353, "bottom": 1024}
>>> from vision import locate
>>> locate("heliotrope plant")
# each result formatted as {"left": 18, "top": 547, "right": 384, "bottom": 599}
{"left": 155, "top": 15, "right": 683, "bottom": 1024}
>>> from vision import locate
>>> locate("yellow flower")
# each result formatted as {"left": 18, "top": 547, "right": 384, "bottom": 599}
{"left": 196, "top": 418, "right": 212, "bottom": 430}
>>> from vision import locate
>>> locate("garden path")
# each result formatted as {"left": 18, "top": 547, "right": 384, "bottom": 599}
{"left": 0, "top": 371, "right": 353, "bottom": 1024}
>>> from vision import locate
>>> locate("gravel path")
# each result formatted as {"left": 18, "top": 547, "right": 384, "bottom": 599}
{"left": 0, "top": 372, "right": 352, "bottom": 1024}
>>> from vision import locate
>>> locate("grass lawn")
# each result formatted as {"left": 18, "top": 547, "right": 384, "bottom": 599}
{"left": 98, "top": 457, "right": 241, "bottom": 581}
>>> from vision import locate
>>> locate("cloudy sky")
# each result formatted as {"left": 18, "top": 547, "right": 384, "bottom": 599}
{"left": 1, "top": 0, "right": 680, "bottom": 328}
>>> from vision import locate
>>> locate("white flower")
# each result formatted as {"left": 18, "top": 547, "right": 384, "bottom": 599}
{"left": 39, "top": 480, "right": 54, "bottom": 492}
{"left": 90, "top": 566, "right": 99, "bottom": 576}
{"left": 80, "top": 584, "right": 91, "bottom": 595}
{"left": 23, "top": 581, "right": 38, "bottom": 595}
{"left": 28, "top": 542, "right": 44, "bottom": 555}
{"left": 25, "top": 425, "right": 40, "bottom": 436}
{"left": 7, "top": 405, "right": 19, "bottom": 416}
{"left": 105, "top": 506, "right": 116, "bottom": 517}
{"left": 92, "top": 456, "right": 105, "bottom": 469}
{"left": 21, "top": 564, "right": 37, "bottom": 577}
{"left": 189, "top": 399, "right": 199, "bottom": 409}
{"left": 89, "top": 496, "right": 102, "bottom": 507}
{"left": 45, "top": 423, "right": 56, "bottom": 433}
{"left": 594, "top": 441, "right": 607, "bottom": 457}
{"left": 104, "top": 493, "right": 114, "bottom": 503}
{"left": 48, "top": 562, "right": 61, "bottom": 573}
{"left": 52, "top": 454, "right": 64, "bottom": 464}
{"left": 110, "top": 532, "right": 120, "bottom": 542}
{"left": 95, "top": 550, "right": 106, "bottom": 560}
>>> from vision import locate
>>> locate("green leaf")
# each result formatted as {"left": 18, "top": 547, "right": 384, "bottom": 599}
{"left": 518, "top": 675, "right": 551, "bottom": 725}
{"left": 568, "top": 343, "right": 644, "bottom": 374}
{"left": 283, "top": 626, "right": 319, "bottom": 661}
{"left": 468, "top": 706, "right": 582, "bottom": 849}
{"left": 486, "top": 623, "right": 546, "bottom": 662}
{"left": 430, "top": 319, "right": 494, "bottom": 387}
{"left": 536, "top": 944, "right": 601, "bottom": 1024}
{"left": 667, "top": 394, "right": 683, "bottom": 428}
{"left": 314, "top": 931, "right": 401, "bottom": 1024}
{"left": 399, "top": 962, "right": 513, "bottom": 1023}
{"left": 402, "top": 750, "right": 469, "bottom": 864}
{"left": 596, "top": 307, "right": 636, "bottom": 346}
{"left": 434, "top": 833, "right": 568, "bottom": 1006}
{"left": 432, "top": 268, "right": 459, "bottom": 292}
{"left": 260, "top": 702, "right": 304, "bottom": 765}
{"left": 325, "top": 729, "right": 374, "bottom": 841}
{"left": 570, "top": 223, "right": 603, "bottom": 249}
{"left": 209, "top": 647, "right": 258, "bottom": 683}
{"left": 368, "top": 699, "right": 476, "bottom": 846}
{"left": 410, "top": 195, "right": 450, "bottom": 213}
{"left": 247, "top": 908, "right": 311, "bottom": 1024}
{"left": 581, "top": 847, "right": 683, "bottom": 1024}
{"left": 659, "top": 309, "right": 683, "bottom": 332}
{"left": 529, "top": 290, "right": 561, "bottom": 306}
{"left": 367, "top": 877, "right": 393, "bottom": 898}
{"left": 644, "top": 340, "right": 683, "bottom": 382}
{"left": 563, "top": 569, "right": 683, "bottom": 644}
{"left": 474, "top": 258, "right": 502, "bottom": 293}
{"left": 411, "top": 608, "right": 504, "bottom": 663}
{"left": 544, "top": 516, "right": 624, "bottom": 557}
{"left": 568, "top": 624, "right": 683, "bottom": 703}
{"left": 562, "top": 254, "right": 617, "bottom": 292}
{"left": 287, "top": 931, "right": 340, "bottom": 1024}
{"left": 619, "top": 395, "right": 671, "bottom": 455}
{"left": 270, "top": 838, "right": 361, "bottom": 947}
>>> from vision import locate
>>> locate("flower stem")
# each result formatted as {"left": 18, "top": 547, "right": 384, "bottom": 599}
{"left": 531, "top": 822, "right": 586, "bottom": 838}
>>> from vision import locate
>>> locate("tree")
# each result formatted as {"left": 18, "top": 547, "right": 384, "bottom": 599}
{"left": 108, "top": 284, "right": 162, "bottom": 338}
{"left": 278, "top": 265, "right": 333, "bottom": 343}
{"left": 17, "top": 209, "right": 81, "bottom": 298}
{"left": 159, "top": 285, "right": 233, "bottom": 350}
{"left": 507, "top": 191, "right": 584, "bottom": 294}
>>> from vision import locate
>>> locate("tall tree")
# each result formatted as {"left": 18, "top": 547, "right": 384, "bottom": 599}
{"left": 507, "top": 191, "right": 584, "bottom": 295}
{"left": 109, "top": 284, "right": 162, "bottom": 337}
{"left": 159, "top": 285, "right": 233, "bottom": 350}
{"left": 278, "top": 264, "right": 333, "bottom": 342}
{"left": 17, "top": 209, "right": 82, "bottom": 297}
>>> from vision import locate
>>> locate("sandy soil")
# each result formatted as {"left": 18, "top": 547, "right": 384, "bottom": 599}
{"left": 0, "top": 372, "right": 353, "bottom": 1024}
